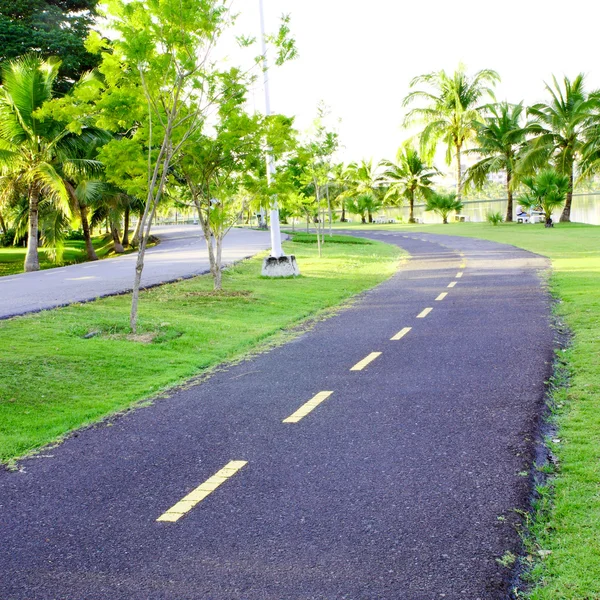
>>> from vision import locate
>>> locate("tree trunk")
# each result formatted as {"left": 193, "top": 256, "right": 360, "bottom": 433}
{"left": 0, "top": 210, "right": 7, "bottom": 234}
{"left": 315, "top": 186, "right": 322, "bottom": 258}
{"left": 110, "top": 219, "right": 125, "bottom": 253}
{"left": 341, "top": 200, "right": 346, "bottom": 222}
{"left": 214, "top": 235, "right": 223, "bottom": 290}
{"left": 24, "top": 188, "right": 41, "bottom": 272}
{"left": 131, "top": 213, "right": 142, "bottom": 247}
{"left": 306, "top": 213, "right": 309, "bottom": 233}
{"left": 456, "top": 145, "right": 463, "bottom": 202}
{"left": 560, "top": 168, "right": 574, "bottom": 222}
{"left": 80, "top": 205, "right": 98, "bottom": 261}
{"left": 409, "top": 191, "right": 415, "bottom": 223}
{"left": 122, "top": 206, "right": 130, "bottom": 247}
{"left": 367, "top": 209, "right": 373, "bottom": 223}
{"left": 505, "top": 169, "right": 513, "bottom": 222}
{"left": 443, "top": 215, "right": 448, "bottom": 224}
{"left": 361, "top": 214, "right": 366, "bottom": 224}
{"left": 327, "top": 183, "right": 333, "bottom": 237}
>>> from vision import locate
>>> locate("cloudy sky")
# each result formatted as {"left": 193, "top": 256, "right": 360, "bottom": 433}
{"left": 229, "top": 0, "right": 600, "bottom": 165}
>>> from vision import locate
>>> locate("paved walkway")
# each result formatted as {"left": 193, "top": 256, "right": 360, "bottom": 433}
{"left": 0, "top": 226, "right": 272, "bottom": 319}
{"left": 0, "top": 232, "right": 554, "bottom": 599}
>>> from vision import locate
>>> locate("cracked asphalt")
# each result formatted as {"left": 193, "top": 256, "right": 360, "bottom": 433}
{"left": 0, "top": 232, "right": 555, "bottom": 599}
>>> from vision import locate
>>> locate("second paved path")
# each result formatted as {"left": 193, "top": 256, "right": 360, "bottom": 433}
{"left": 0, "top": 232, "right": 554, "bottom": 599}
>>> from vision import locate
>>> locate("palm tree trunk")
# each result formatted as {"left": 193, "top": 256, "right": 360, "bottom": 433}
{"left": 110, "top": 219, "right": 125, "bottom": 253}
{"left": 80, "top": 205, "right": 98, "bottom": 261}
{"left": 122, "top": 206, "right": 130, "bottom": 247}
{"left": 0, "top": 210, "right": 7, "bottom": 234}
{"left": 131, "top": 212, "right": 142, "bottom": 246}
{"left": 367, "top": 209, "right": 373, "bottom": 223}
{"left": 456, "top": 145, "right": 463, "bottom": 202}
{"left": 341, "top": 199, "right": 346, "bottom": 222}
{"left": 409, "top": 191, "right": 415, "bottom": 223}
{"left": 24, "top": 188, "right": 41, "bottom": 272}
{"left": 505, "top": 170, "right": 513, "bottom": 222}
{"left": 560, "top": 168, "right": 574, "bottom": 222}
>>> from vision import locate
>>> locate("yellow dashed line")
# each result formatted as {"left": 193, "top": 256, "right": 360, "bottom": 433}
{"left": 390, "top": 326, "right": 412, "bottom": 341}
{"left": 417, "top": 307, "right": 433, "bottom": 318}
{"left": 460, "top": 263, "right": 466, "bottom": 269}
{"left": 435, "top": 292, "right": 448, "bottom": 301}
{"left": 157, "top": 460, "right": 247, "bottom": 523}
{"left": 448, "top": 281, "right": 457, "bottom": 288}
{"left": 283, "top": 391, "right": 334, "bottom": 423}
{"left": 350, "top": 352, "right": 382, "bottom": 371}
{"left": 456, "top": 272, "right": 463, "bottom": 278}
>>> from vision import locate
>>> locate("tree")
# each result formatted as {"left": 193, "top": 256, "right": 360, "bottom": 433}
{"left": 524, "top": 74, "right": 600, "bottom": 222}
{"left": 0, "top": 0, "right": 100, "bottom": 92}
{"left": 403, "top": 65, "right": 500, "bottom": 201}
{"left": 520, "top": 169, "right": 569, "bottom": 227}
{"left": 0, "top": 55, "right": 104, "bottom": 271}
{"left": 346, "top": 193, "right": 383, "bottom": 224}
{"left": 425, "top": 191, "right": 463, "bottom": 224}
{"left": 381, "top": 145, "right": 438, "bottom": 223}
{"left": 464, "top": 102, "right": 528, "bottom": 222}
{"left": 343, "top": 159, "right": 383, "bottom": 222}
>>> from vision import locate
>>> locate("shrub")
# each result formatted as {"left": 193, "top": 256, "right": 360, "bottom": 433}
{"left": 487, "top": 211, "right": 503, "bottom": 226}
{"left": 0, "top": 228, "right": 16, "bottom": 247}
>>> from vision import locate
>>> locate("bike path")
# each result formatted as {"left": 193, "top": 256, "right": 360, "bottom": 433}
{"left": 0, "top": 232, "right": 554, "bottom": 599}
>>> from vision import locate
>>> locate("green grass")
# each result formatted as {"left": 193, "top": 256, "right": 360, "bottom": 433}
{"left": 285, "top": 231, "right": 374, "bottom": 245}
{"left": 335, "top": 220, "right": 600, "bottom": 598}
{"left": 0, "top": 234, "right": 129, "bottom": 277}
{"left": 0, "top": 238, "right": 403, "bottom": 464}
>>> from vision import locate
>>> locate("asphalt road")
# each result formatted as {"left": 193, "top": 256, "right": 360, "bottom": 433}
{"left": 0, "top": 232, "right": 555, "bottom": 599}
{"left": 0, "top": 226, "right": 272, "bottom": 319}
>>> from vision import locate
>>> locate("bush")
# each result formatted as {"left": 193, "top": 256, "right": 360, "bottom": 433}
{"left": 65, "top": 229, "right": 86, "bottom": 241}
{"left": 0, "top": 228, "right": 16, "bottom": 247}
{"left": 486, "top": 211, "right": 503, "bottom": 226}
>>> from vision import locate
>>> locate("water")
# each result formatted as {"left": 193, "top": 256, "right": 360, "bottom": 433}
{"left": 369, "top": 192, "right": 600, "bottom": 225}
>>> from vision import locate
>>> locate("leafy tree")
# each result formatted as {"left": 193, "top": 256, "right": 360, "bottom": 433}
{"left": 520, "top": 169, "right": 569, "bottom": 227}
{"left": 524, "top": 74, "right": 600, "bottom": 222}
{"left": 0, "top": 0, "right": 100, "bottom": 92}
{"left": 0, "top": 55, "right": 104, "bottom": 271}
{"left": 464, "top": 102, "right": 528, "bottom": 222}
{"left": 403, "top": 65, "right": 499, "bottom": 201}
{"left": 425, "top": 191, "right": 463, "bottom": 224}
{"left": 381, "top": 145, "right": 438, "bottom": 223}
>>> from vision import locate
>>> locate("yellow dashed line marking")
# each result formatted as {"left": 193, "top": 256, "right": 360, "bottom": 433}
{"left": 157, "top": 460, "right": 247, "bottom": 523}
{"left": 417, "top": 307, "right": 433, "bottom": 318}
{"left": 456, "top": 272, "right": 463, "bottom": 278}
{"left": 283, "top": 391, "right": 333, "bottom": 423}
{"left": 448, "top": 281, "right": 457, "bottom": 288}
{"left": 460, "top": 263, "right": 466, "bottom": 269}
{"left": 435, "top": 292, "right": 448, "bottom": 301}
{"left": 350, "top": 352, "right": 382, "bottom": 371}
{"left": 390, "top": 326, "right": 412, "bottom": 341}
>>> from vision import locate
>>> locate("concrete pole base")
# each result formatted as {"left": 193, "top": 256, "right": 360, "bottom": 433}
{"left": 261, "top": 255, "right": 300, "bottom": 277}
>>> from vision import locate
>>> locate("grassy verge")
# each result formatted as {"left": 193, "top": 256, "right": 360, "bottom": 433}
{"left": 0, "top": 237, "right": 402, "bottom": 465}
{"left": 0, "top": 234, "right": 132, "bottom": 277}
{"left": 337, "top": 221, "right": 600, "bottom": 598}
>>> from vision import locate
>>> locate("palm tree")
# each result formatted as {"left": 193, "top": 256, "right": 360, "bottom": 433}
{"left": 524, "top": 74, "right": 600, "bottom": 222}
{"left": 520, "top": 169, "right": 569, "bottom": 227}
{"left": 380, "top": 145, "right": 439, "bottom": 223}
{"left": 346, "top": 193, "right": 383, "bottom": 224}
{"left": 0, "top": 55, "right": 103, "bottom": 271}
{"left": 425, "top": 191, "right": 463, "bottom": 224}
{"left": 403, "top": 65, "right": 500, "bottom": 202}
{"left": 464, "top": 102, "right": 529, "bottom": 222}
{"left": 343, "top": 159, "right": 383, "bottom": 222}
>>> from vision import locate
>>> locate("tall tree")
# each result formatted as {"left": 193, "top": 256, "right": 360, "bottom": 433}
{"left": 380, "top": 145, "right": 438, "bottom": 223}
{"left": 0, "top": 55, "right": 103, "bottom": 271}
{"left": 524, "top": 74, "right": 600, "bottom": 222}
{"left": 0, "top": 0, "right": 100, "bottom": 92}
{"left": 403, "top": 65, "right": 500, "bottom": 201}
{"left": 464, "top": 102, "right": 528, "bottom": 222}
{"left": 343, "top": 159, "right": 383, "bottom": 222}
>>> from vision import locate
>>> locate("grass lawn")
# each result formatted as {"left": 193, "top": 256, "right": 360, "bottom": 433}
{"left": 0, "top": 234, "right": 126, "bottom": 277}
{"left": 0, "top": 235, "right": 402, "bottom": 465}
{"left": 334, "top": 220, "right": 600, "bottom": 599}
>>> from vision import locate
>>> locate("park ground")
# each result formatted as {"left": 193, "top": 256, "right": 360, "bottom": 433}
{"left": 1, "top": 222, "right": 599, "bottom": 597}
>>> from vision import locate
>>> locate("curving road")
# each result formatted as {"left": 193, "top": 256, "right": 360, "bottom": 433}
{"left": 0, "top": 226, "right": 272, "bottom": 319}
{"left": 0, "top": 232, "right": 555, "bottom": 599}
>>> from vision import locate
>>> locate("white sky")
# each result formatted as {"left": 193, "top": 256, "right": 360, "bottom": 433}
{"left": 230, "top": 0, "right": 600, "bottom": 165}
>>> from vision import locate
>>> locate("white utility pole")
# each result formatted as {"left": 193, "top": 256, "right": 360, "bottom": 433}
{"left": 259, "top": 0, "right": 284, "bottom": 258}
